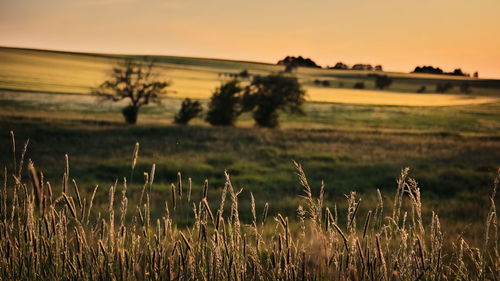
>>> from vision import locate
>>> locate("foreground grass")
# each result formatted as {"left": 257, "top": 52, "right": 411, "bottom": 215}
{"left": 0, "top": 142, "right": 497, "bottom": 280}
{"left": 0, "top": 92, "right": 499, "bottom": 243}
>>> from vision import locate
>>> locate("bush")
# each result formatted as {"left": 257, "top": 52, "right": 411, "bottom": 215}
{"left": 242, "top": 74, "right": 306, "bottom": 128}
{"left": 174, "top": 98, "right": 203, "bottom": 125}
{"left": 374, "top": 75, "right": 392, "bottom": 90}
{"left": 436, "top": 82, "right": 453, "bottom": 93}
{"left": 239, "top": 69, "right": 250, "bottom": 78}
{"left": 353, "top": 82, "right": 365, "bottom": 89}
{"left": 417, "top": 85, "right": 427, "bottom": 93}
{"left": 206, "top": 80, "right": 243, "bottom": 126}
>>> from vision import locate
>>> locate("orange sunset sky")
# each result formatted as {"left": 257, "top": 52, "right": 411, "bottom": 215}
{"left": 1, "top": 0, "right": 499, "bottom": 78}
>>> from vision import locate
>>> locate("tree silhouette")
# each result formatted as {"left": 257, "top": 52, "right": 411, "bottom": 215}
{"left": 174, "top": 98, "right": 203, "bottom": 125}
{"left": 92, "top": 59, "right": 170, "bottom": 124}
{"left": 330, "top": 62, "right": 349, "bottom": 70}
{"left": 278, "top": 56, "right": 321, "bottom": 68}
{"left": 239, "top": 69, "right": 250, "bottom": 79}
{"left": 206, "top": 80, "right": 243, "bottom": 126}
{"left": 241, "top": 74, "right": 306, "bottom": 128}
{"left": 413, "top": 66, "right": 444, "bottom": 75}
{"left": 374, "top": 75, "right": 393, "bottom": 90}
{"left": 352, "top": 64, "right": 373, "bottom": 71}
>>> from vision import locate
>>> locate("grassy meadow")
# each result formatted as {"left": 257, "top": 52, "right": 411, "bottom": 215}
{"left": 1, "top": 46, "right": 499, "bottom": 105}
{"left": 0, "top": 46, "right": 499, "bottom": 280}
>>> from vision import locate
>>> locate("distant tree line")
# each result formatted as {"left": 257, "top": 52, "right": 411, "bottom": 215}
{"left": 330, "top": 62, "right": 383, "bottom": 72}
{"left": 412, "top": 66, "right": 477, "bottom": 77}
{"left": 276, "top": 56, "right": 483, "bottom": 81}
{"left": 276, "top": 56, "right": 384, "bottom": 72}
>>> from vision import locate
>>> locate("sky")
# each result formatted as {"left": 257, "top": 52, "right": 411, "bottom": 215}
{"left": 1, "top": 0, "right": 500, "bottom": 78}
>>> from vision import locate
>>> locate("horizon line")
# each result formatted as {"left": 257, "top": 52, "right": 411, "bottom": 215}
{"left": 2, "top": 44, "right": 499, "bottom": 80}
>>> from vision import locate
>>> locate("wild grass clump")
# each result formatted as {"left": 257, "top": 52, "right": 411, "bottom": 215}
{"left": 0, "top": 134, "right": 498, "bottom": 280}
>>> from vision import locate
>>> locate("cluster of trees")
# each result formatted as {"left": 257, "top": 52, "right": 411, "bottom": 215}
{"left": 277, "top": 56, "right": 321, "bottom": 69}
{"left": 94, "top": 59, "right": 305, "bottom": 128}
{"left": 277, "top": 56, "right": 385, "bottom": 73}
{"left": 206, "top": 75, "right": 305, "bottom": 127}
{"left": 329, "top": 62, "right": 383, "bottom": 71}
{"left": 413, "top": 66, "right": 445, "bottom": 75}
{"left": 412, "top": 66, "right": 477, "bottom": 77}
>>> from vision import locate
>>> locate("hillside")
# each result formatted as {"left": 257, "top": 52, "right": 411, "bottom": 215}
{"left": 1, "top": 46, "right": 499, "bottom": 106}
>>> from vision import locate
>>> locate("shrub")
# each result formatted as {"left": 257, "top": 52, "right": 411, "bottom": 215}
{"left": 239, "top": 69, "right": 250, "bottom": 78}
{"left": 353, "top": 82, "right": 365, "bottom": 89}
{"left": 242, "top": 74, "right": 306, "bottom": 128}
{"left": 374, "top": 75, "right": 393, "bottom": 90}
{"left": 174, "top": 98, "right": 203, "bottom": 125}
{"left": 206, "top": 79, "right": 243, "bottom": 126}
{"left": 436, "top": 82, "right": 453, "bottom": 93}
{"left": 417, "top": 85, "right": 427, "bottom": 93}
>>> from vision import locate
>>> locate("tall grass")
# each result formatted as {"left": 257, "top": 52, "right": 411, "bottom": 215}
{"left": 0, "top": 135, "right": 498, "bottom": 280}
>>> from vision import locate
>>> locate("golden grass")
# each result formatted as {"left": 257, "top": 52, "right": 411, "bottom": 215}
{"left": 0, "top": 136, "right": 498, "bottom": 280}
{"left": 308, "top": 88, "right": 500, "bottom": 106}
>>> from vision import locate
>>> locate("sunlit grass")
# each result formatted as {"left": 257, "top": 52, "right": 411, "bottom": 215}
{"left": 0, "top": 139, "right": 497, "bottom": 280}
{"left": 1, "top": 47, "right": 499, "bottom": 106}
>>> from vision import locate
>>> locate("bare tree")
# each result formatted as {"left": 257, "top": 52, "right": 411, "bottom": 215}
{"left": 92, "top": 59, "right": 170, "bottom": 124}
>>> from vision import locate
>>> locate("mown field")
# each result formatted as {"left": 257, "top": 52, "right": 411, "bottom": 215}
{"left": 1, "top": 46, "right": 499, "bottom": 106}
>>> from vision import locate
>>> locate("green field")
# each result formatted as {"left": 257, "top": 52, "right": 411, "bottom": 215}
{"left": 0, "top": 46, "right": 499, "bottom": 244}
